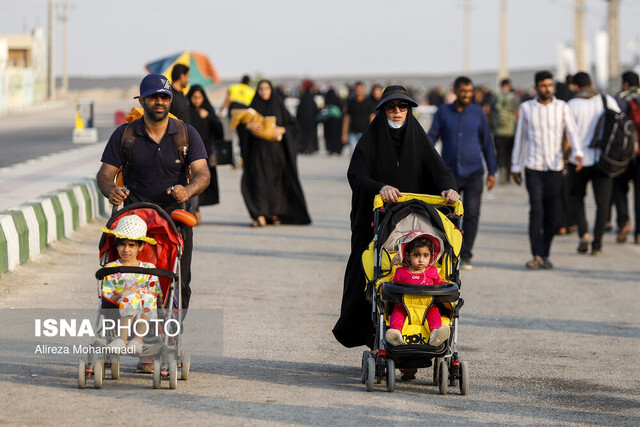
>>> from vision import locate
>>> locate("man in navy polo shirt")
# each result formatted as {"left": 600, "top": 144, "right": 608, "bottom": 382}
{"left": 428, "top": 76, "right": 497, "bottom": 270}
{"left": 97, "top": 73, "right": 210, "bottom": 311}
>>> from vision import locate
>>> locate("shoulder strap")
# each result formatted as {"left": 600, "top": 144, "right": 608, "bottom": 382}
{"left": 171, "top": 118, "right": 189, "bottom": 166}
{"left": 117, "top": 120, "right": 138, "bottom": 185}
{"left": 601, "top": 94, "right": 608, "bottom": 111}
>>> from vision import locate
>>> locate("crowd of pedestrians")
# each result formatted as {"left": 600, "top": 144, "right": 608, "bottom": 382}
{"left": 208, "top": 72, "right": 640, "bottom": 263}
{"left": 109, "top": 69, "right": 639, "bottom": 266}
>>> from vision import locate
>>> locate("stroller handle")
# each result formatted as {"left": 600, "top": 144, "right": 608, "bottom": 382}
{"left": 95, "top": 266, "right": 178, "bottom": 280}
{"left": 373, "top": 193, "right": 464, "bottom": 216}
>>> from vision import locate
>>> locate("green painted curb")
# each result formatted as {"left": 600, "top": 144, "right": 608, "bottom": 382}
{"left": 0, "top": 224, "right": 7, "bottom": 274}
{"left": 10, "top": 211, "right": 29, "bottom": 264}
{"left": 50, "top": 196, "right": 64, "bottom": 239}
{"left": 31, "top": 203, "right": 48, "bottom": 251}
{"left": 66, "top": 190, "right": 80, "bottom": 230}
{"left": 80, "top": 185, "right": 93, "bottom": 221}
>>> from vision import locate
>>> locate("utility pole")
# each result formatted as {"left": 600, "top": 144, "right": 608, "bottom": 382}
{"left": 575, "top": 0, "right": 585, "bottom": 70}
{"left": 498, "top": 0, "right": 508, "bottom": 82}
{"left": 47, "top": 0, "right": 55, "bottom": 100}
{"left": 462, "top": 0, "right": 471, "bottom": 73}
{"left": 608, "top": 0, "right": 620, "bottom": 90}
{"left": 57, "top": 1, "right": 71, "bottom": 96}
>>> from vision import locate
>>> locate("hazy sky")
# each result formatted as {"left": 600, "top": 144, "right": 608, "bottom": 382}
{"left": 2, "top": 0, "right": 640, "bottom": 79}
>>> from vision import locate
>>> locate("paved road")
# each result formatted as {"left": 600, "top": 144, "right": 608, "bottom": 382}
{"left": 0, "top": 100, "right": 131, "bottom": 167}
{"left": 0, "top": 127, "right": 639, "bottom": 425}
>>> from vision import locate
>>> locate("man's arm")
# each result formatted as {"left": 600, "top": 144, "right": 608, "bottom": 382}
{"left": 563, "top": 103, "right": 583, "bottom": 170}
{"left": 341, "top": 113, "right": 351, "bottom": 144}
{"left": 169, "top": 159, "right": 210, "bottom": 204}
{"left": 479, "top": 112, "right": 498, "bottom": 190}
{"left": 97, "top": 163, "right": 130, "bottom": 205}
{"left": 510, "top": 104, "right": 526, "bottom": 184}
{"left": 218, "top": 91, "right": 232, "bottom": 117}
{"left": 426, "top": 107, "right": 442, "bottom": 145}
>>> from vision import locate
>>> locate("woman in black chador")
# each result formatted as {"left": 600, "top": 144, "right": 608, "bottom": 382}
{"left": 296, "top": 79, "right": 319, "bottom": 154}
{"left": 239, "top": 80, "right": 312, "bottom": 227}
{"left": 187, "top": 85, "right": 224, "bottom": 221}
{"left": 323, "top": 88, "right": 344, "bottom": 155}
{"left": 332, "top": 85, "right": 460, "bottom": 349}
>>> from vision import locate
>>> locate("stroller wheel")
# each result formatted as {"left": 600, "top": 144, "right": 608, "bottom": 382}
{"left": 386, "top": 359, "right": 396, "bottom": 392}
{"left": 169, "top": 360, "right": 178, "bottom": 390}
{"left": 459, "top": 361, "right": 469, "bottom": 395}
{"left": 433, "top": 358, "right": 441, "bottom": 385}
{"left": 110, "top": 355, "right": 120, "bottom": 380}
{"left": 152, "top": 360, "right": 162, "bottom": 389}
{"left": 438, "top": 360, "right": 448, "bottom": 395}
{"left": 94, "top": 359, "right": 104, "bottom": 389}
{"left": 365, "top": 357, "right": 375, "bottom": 392}
{"left": 77, "top": 360, "right": 86, "bottom": 389}
{"left": 180, "top": 352, "right": 191, "bottom": 381}
{"left": 360, "top": 351, "right": 371, "bottom": 384}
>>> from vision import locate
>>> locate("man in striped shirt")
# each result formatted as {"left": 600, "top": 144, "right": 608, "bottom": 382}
{"left": 511, "top": 70, "right": 584, "bottom": 269}
{"left": 567, "top": 72, "right": 621, "bottom": 256}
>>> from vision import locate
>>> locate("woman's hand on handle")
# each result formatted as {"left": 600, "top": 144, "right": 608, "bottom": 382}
{"left": 441, "top": 189, "right": 460, "bottom": 204}
{"left": 380, "top": 185, "right": 402, "bottom": 202}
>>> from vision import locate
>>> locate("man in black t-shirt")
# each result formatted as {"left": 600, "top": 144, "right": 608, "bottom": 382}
{"left": 169, "top": 64, "right": 191, "bottom": 124}
{"left": 342, "top": 81, "right": 374, "bottom": 156}
{"left": 97, "top": 74, "right": 210, "bottom": 313}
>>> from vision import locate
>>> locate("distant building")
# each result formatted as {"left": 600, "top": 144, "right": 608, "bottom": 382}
{"left": 0, "top": 28, "right": 47, "bottom": 112}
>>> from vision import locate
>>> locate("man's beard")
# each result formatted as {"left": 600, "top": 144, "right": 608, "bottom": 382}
{"left": 538, "top": 91, "right": 552, "bottom": 101}
{"left": 143, "top": 101, "right": 169, "bottom": 122}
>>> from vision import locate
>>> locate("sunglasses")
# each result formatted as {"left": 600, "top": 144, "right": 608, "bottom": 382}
{"left": 384, "top": 102, "right": 410, "bottom": 112}
{"left": 145, "top": 93, "right": 172, "bottom": 101}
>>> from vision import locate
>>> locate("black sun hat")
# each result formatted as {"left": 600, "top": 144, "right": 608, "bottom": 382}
{"left": 376, "top": 85, "right": 418, "bottom": 110}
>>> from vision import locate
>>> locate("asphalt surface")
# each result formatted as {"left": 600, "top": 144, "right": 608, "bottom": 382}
{"left": 0, "top": 100, "right": 130, "bottom": 167}
{"left": 0, "top": 105, "right": 638, "bottom": 425}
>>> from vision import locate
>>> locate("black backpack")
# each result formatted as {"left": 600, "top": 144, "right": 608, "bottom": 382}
{"left": 590, "top": 94, "right": 638, "bottom": 177}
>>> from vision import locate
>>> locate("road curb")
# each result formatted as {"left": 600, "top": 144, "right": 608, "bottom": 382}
{"left": 0, "top": 178, "right": 107, "bottom": 275}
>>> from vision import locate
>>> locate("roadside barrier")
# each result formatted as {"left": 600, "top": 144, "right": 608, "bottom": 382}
{"left": 0, "top": 178, "right": 107, "bottom": 275}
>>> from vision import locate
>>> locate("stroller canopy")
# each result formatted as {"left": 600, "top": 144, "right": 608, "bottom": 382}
{"left": 378, "top": 199, "right": 462, "bottom": 259}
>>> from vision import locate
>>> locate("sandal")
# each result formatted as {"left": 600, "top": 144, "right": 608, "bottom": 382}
{"left": 525, "top": 256, "right": 544, "bottom": 270}
{"left": 617, "top": 222, "right": 632, "bottom": 243}
{"left": 271, "top": 216, "right": 281, "bottom": 226}
{"left": 251, "top": 216, "right": 267, "bottom": 227}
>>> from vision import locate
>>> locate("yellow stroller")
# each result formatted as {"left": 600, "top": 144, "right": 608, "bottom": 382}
{"left": 360, "top": 193, "right": 468, "bottom": 395}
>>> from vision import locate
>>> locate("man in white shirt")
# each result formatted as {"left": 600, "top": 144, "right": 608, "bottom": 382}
{"left": 567, "top": 72, "right": 620, "bottom": 256}
{"left": 511, "top": 70, "right": 584, "bottom": 269}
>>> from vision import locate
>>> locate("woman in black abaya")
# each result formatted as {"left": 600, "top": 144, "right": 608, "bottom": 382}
{"left": 296, "top": 79, "right": 319, "bottom": 154}
{"left": 323, "top": 88, "right": 344, "bottom": 156}
{"left": 187, "top": 85, "right": 223, "bottom": 215}
{"left": 239, "top": 80, "right": 312, "bottom": 226}
{"left": 332, "top": 85, "right": 460, "bottom": 349}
